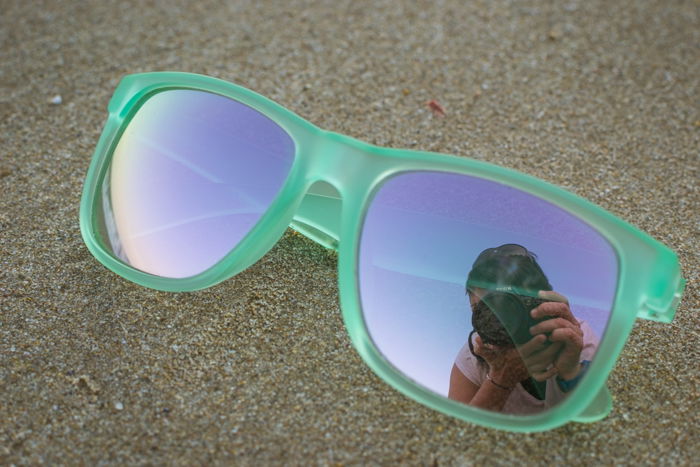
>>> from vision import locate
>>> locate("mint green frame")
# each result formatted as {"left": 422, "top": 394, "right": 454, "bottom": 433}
{"left": 80, "top": 72, "right": 685, "bottom": 432}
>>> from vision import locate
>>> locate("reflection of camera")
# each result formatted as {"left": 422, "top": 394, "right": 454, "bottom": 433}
{"left": 472, "top": 290, "right": 552, "bottom": 347}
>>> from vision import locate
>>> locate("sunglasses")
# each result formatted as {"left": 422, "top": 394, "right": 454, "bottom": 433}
{"left": 80, "top": 72, "right": 685, "bottom": 432}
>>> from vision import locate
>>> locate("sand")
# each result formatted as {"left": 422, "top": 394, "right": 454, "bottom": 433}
{"left": 1, "top": 0, "right": 698, "bottom": 464}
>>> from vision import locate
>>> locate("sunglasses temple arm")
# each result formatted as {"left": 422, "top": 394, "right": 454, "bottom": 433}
{"left": 289, "top": 183, "right": 342, "bottom": 251}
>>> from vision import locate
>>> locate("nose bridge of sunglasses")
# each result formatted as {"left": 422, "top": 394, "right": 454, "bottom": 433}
{"left": 289, "top": 181, "right": 342, "bottom": 251}
{"left": 287, "top": 131, "right": 392, "bottom": 252}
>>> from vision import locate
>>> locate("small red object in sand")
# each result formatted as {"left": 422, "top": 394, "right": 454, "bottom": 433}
{"left": 425, "top": 99, "right": 446, "bottom": 117}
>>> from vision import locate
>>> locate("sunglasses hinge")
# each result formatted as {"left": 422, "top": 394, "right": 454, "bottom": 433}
{"left": 637, "top": 276, "right": 685, "bottom": 323}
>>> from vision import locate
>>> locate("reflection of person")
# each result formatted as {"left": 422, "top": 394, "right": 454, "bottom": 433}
{"left": 447, "top": 244, "right": 598, "bottom": 415}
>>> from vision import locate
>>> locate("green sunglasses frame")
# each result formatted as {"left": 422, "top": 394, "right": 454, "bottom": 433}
{"left": 80, "top": 72, "right": 685, "bottom": 432}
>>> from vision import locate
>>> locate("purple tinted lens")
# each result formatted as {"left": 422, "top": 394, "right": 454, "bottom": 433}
{"left": 101, "top": 89, "right": 295, "bottom": 278}
{"left": 359, "top": 172, "right": 617, "bottom": 406}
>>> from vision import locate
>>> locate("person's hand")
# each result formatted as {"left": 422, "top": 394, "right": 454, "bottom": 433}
{"left": 472, "top": 334, "right": 530, "bottom": 389}
{"left": 529, "top": 291, "right": 584, "bottom": 381}
{"left": 518, "top": 333, "right": 563, "bottom": 382}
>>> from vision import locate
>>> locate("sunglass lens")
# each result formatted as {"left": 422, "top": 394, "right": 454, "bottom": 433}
{"left": 95, "top": 90, "right": 295, "bottom": 278}
{"left": 358, "top": 171, "right": 617, "bottom": 414}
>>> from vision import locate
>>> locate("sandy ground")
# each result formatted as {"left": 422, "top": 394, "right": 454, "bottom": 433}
{"left": 1, "top": 0, "right": 698, "bottom": 464}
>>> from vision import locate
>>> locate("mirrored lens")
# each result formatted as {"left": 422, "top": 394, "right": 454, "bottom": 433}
{"left": 358, "top": 171, "right": 617, "bottom": 415}
{"left": 98, "top": 89, "right": 295, "bottom": 278}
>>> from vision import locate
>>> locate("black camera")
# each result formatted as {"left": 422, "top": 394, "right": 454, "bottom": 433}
{"left": 471, "top": 290, "right": 551, "bottom": 347}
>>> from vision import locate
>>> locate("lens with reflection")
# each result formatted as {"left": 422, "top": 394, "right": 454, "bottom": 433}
{"left": 358, "top": 171, "right": 616, "bottom": 415}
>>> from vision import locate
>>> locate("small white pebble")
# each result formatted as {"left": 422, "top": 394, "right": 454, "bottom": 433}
{"left": 50, "top": 95, "right": 63, "bottom": 105}
{"left": 114, "top": 401, "right": 124, "bottom": 411}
